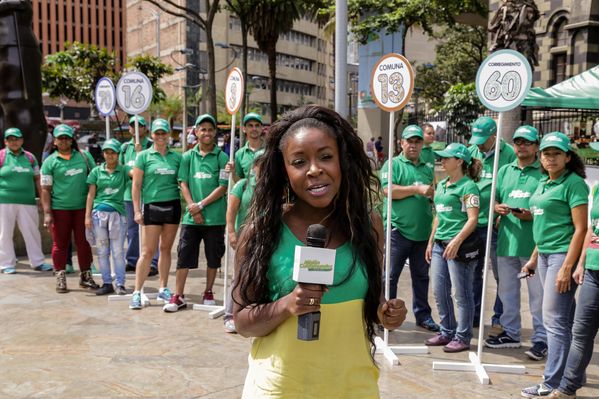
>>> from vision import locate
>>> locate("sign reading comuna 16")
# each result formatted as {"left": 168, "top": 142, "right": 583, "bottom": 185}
{"left": 95, "top": 77, "right": 116, "bottom": 117}
{"left": 225, "top": 67, "right": 244, "bottom": 115}
{"left": 475, "top": 49, "right": 533, "bottom": 112}
{"left": 116, "top": 71, "right": 153, "bottom": 115}
{"left": 370, "top": 53, "right": 414, "bottom": 112}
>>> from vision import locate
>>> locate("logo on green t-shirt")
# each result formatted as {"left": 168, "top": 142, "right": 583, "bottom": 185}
{"left": 193, "top": 171, "right": 213, "bottom": 179}
{"left": 509, "top": 189, "right": 532, "bottom": 199}
{"left": 436, "top": 204, "right": 453, "bottom": 213}
{"left": 65, "top": 168, "right": 84, "bottom": 177}
{"left": 155, "top": 168, "right": 175, "bottom": 175}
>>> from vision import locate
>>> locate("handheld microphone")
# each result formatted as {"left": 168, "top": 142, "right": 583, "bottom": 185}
{"left": 296, "top": 224, "right": 330, "bottom": 341}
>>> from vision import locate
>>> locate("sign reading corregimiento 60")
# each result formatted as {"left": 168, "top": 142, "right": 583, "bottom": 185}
{"left": 476, "top": 49, "right": 533, "bottom": 112}
{"left": 225, "top": 67, "right": 244, "bottom": 115}
{"left": 370, "top": 53, "right": 414, "bottom": 112}
{"left": 116, "top": 71, "right": 153, "bottom": 115}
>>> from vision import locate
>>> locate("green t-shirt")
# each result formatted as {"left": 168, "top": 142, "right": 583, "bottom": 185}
{"left": 495, "top": 160, "right": 543, "bottom": 257}
{"left": 420, "top": 146, "right": 435, "bottom": 173}
{"left": 86, "top": 163, "right": 129, "bottom": 215}
{"left": 231, "top": 175, "right": 256, "bottom": 233}
{"left": 380, "top": 154, "right": 434, "bottom": 241}
{"left": 178, "top": 145, "right": 229, "bottom": 226}
{"left": 434, "top": 176, "right": 480, "bottom": 241}
{"left": 0, "top": 149, "right": 39, "bottom": 205}
{"left": 119, "top": 137, "right": 152, "bottom": 201}
{"left": 585, "top": 185, "right": 599, "bottom": 270}
{"left": 134, "top": 147, "right": 182, "bottom": 204}
{"left": 235, "top": 143, "right": 260, "bottom": 179}
{"left": 468, "top": 140, "right": 516, "bottom": 227}
{"left": 529, "top": 171, "right": 589, "bottom": 253}
{"left": 40, "top": 150, "right": 95, "bottom": 210}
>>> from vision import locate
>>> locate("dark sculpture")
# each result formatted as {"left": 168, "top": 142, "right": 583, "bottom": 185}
{"left": 489, "top": 0, "right": 540, "bottom": 69}
{"left": 0, "top": 0, "right": 46, "bottom": 158}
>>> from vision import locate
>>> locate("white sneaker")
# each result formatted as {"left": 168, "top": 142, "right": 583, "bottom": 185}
{"left": 224, "top": 318, "right": 236, "bottom": 333}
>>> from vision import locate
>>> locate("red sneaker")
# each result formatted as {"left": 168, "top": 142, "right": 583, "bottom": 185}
{"left": 163, "top": 294, "right": 187, "bottom": 313}
{"left": 203, "top": 290, "right": 216, "bottom": 305}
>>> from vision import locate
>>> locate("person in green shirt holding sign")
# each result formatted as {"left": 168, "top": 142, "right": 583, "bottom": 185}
{"left": 425, "top": 143, "right": 482, "bottom": 353}
{"left": 119, "top": 116, "right": 158, "bottom": 275}
{"left": 468, "top": 116, "right": 516, "bottom": 330}
{"left": 520, "top": 132, "right": 588, "bottom": 399}
{"left": 163, "top": 114, "right": 229, "bottom": 312}
{"left": 130, "top": 119, "right": 182, "bottom": 310}
{"left": 233, "top": 113, "right": 263, "bottom": 180}
{"left": 380, "top": 125, "right": 439, "bottom": 332}
{"left": 549, "top": 143, "right": 599, "bottom": 399}
{"left": 484, "top": 125, "right": 547, "bottom": 360}
{"left": 40, "top": 124, "right": 98, "bottom": 293}
{"left": 0, "top": 128, "right": 52, "bottom": 274}
{"left": 85, "top": 139, "right": 128, "bottom": 296}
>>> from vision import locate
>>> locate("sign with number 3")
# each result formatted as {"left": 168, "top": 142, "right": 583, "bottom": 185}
{"left": 370, "top": 53, "right": 414, "bottom": 112}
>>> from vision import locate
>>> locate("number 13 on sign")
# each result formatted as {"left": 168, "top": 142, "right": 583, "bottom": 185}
{"left": 370, "top": 54, "right": 414, "bottom": 113}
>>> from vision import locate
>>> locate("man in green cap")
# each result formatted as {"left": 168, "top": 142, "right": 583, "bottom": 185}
{"left": 421, "top": 123, "right": 436, "bottom": 173}
{"left": 380, "top": 125, "right": 439, "bottom": 332}
{"left": 232, "top": 112, "right": 263, "bottom": 180}
{"left": 119, "top": 115, "right": 158, "bottom": 275}
{"left": 163, "top": 113, "right": 229, "bottom": 312}
{"left": 484, "top": 125, "right": 547, "bottom": 360}
{"left": 468, "top": 116, "right": 516, "bottom": 329}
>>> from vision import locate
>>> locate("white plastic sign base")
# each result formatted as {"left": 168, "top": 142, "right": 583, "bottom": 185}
{"left": 192, "top": 304, "right": 225, "bottom": 319}
{"left": 433, "top": 352, "right": 525, "bottom": 385}
{"left": 374, "top": 336, "right": 429, "bottom": 367}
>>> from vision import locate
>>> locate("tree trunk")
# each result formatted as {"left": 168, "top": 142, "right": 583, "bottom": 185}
{"left": 241, "top": 22, "right": 249, "bottom": 116}
{"left": 267, "top": 41, "right": 277, "bottom": 122}
{"left": 500, "top": 106, "right": 522, "bottom": 143}
{"left": 205, "top": 30, "right": 217, "bottom": 117}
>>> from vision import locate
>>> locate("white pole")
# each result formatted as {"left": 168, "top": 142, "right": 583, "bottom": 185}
{"left": 105, "top": 115, "right": 110, "bottom": 141}
{"left": 135, "top": 117, "right": 141, "bottom": 257}
{"left": 335, "top": 0, "right": 348, "bottom": 117}
{"left": 476, "top": 112, "right": 504, "bottom": 361}
{"left": 182, "top": 89, "right": 187, "bottom": 151}
{"left": 222, "top": 113, "right": 237, "bottom": 308}
{"left": 383, "top": 110, "right": 395, "bottom": 345}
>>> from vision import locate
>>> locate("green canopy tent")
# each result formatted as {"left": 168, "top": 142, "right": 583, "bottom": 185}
{"left": 522, "top": 65, "right": 599, "bottom": 109}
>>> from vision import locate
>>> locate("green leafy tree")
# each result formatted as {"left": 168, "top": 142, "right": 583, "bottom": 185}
{"left": 42, "top": 42, "right": 118, "bottom": 103}
{"left": 126, "top": 54, "right": 174, "bottom": 105}
{"left": 415, "top": 24, "right": 487, "bottom": 109}
{"left": 149, "top": 95, "right": 183, "bottom": 127}
{"left": 441, "top": 82, "right": 483, "bottom": 138}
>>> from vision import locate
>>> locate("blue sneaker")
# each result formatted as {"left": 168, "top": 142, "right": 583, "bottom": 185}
{"left": 91, "top": 264, "right": 98, "bottom": 274}
{"left": 33, "top": 263, "right": 53, "bottom": 272}
{"left": 417, "top": 318, "right": 440, "bottom": 332}
{"left": 157, "top": 287, "right": 172, "bottom": 301}
{"left": 129, "top": 292, "right": 143, "bottom": 310}
{"left": 2, "top": 266, "right": 16, "bottom": 274}
{"left": 65, "top": 264, "right": 75, "bottom": 274}
{"left": 521, "top": 383, "right": 553, "bottom": 398}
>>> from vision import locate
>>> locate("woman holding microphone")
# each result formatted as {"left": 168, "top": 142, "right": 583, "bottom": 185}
{"left": 425, "top": 143, "right": 482, "bottom": 353}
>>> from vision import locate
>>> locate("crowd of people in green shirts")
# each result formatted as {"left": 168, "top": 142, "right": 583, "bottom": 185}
{"left": 2, "top": 109, "right": 599, "bottom": 398}
{"left": 382, "top": 117, "right": 598, "bottom": 398}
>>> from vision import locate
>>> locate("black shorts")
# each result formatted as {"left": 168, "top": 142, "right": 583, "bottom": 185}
{"left": 143, "top": 199, "right": 181, "bottom": 225}
{"left": 177, "top": 224, "right": 225, "bottom": 269}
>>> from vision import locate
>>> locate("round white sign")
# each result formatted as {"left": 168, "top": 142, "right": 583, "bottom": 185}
{"left": 475, "top": 50, "right": 533, "bottom": 112}
{"left": 95, "top": 77, "right": 116, "bottom": 116}
{"left": 116, "top": 71, "right": 153, "bottom": 115}
{"left": 370, "top": 53, "right": 414, "bottom": 112}
{"left": 225, "top": 67, "right": 244, "bottom": 115}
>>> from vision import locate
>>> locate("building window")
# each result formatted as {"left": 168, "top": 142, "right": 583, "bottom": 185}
{"left": 552, "top": 53, "right": 567, "bottom": 84}
{"left": 554, "top": 18, "right": 568, "bottom": 47}
{"left": 551, "top": 18, "right": 568, "bottom": 84}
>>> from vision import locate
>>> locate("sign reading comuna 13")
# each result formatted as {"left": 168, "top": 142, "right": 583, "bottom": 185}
{"left": 95, "top": 77, "right": 116, "bottom": 117}
{"left": 370, "top": 53, "right": 414, "bottom": 112}
{"left": 476, "top": 49, "right": 533, "bottom": 112}
{"left": 116, "top": 71, "right": 153, "bottom": 115}
{"left": 225, "top": 67, "right": 244, "bottom": 115}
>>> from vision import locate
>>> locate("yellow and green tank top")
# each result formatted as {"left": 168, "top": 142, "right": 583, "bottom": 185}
{"left": 242, "top": 223, "right": 379, "bottom": 399}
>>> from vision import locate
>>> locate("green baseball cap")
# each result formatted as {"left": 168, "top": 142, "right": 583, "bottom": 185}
{"left": 53, "top": 124, "right": 74, "bottom": 138}
{"left": 195, "top": 114, "right": 216, "bottom": 128}
{"left": 102, "top": 138, "right": 122, "bottom": 153}
{"left": 513, "top": 125, "right": 539, "bottom": 142}
{"left": 469, "top": 116, "right": 497, "bottom": 145}
{"left": 129, "top": 115, "right": 146, "bottom": 126}
{"left": 243, "top": 113, "right": 262, "bottom": 125}
{"left": 401, "top": 125, "right": 424, "bottom": 140}
{"left": 4, "top": 127, "right": 23, "bottom": 138}
{"left": 435, "top": 143, "right": 472, "bottom": 164}
{"left": 589, "top": 142, "right": 599, "bottom": 151}
{"left": 151, "top": 118, "right": 170, "bottom": 134}
{"left": 540, "top": 132, "right": 571, "bottom": 152}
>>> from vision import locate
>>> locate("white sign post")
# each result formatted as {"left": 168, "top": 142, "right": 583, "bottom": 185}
{"left": 432, "top": 49, "right": 533, "bottom": 383}
{"left": 108, "top": 71, "right": 154, "bottom": 303}
{"left": 95, "top": 77, "right": 116, "bottom": 140}
{"left": 193, "top": 67, "right": 244, "bottom": 318}
{"left": 370, "top": 54, "right": 429, "bottom": 365}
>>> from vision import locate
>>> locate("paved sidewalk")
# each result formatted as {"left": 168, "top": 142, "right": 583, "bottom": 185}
{"left": 1, "top": 250, "right": 598, "bottom": 398}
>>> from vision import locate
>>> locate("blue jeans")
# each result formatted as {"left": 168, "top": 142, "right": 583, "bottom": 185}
{"left": 497, "top": 256, "right": 546, "bottom": 343}
{"left": 474, "top": 226, "right": 502, "bottom": 325}
{"left": 92, "top": 211, "right": 127, "bottom": 286}
{"left": 430, "top": 242, "right": 476, "bottom": 343}
{"left": 387, "top": 228, "right": 433, "bottom": 323}
{"left": 537, "top": 252, "right": 577, "bottom": 389}
{"left": 557, "top": 269, "right": 599, "bottom": 395}
{"left": 124, "top": 201, "right": 158, "bottom": 268}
